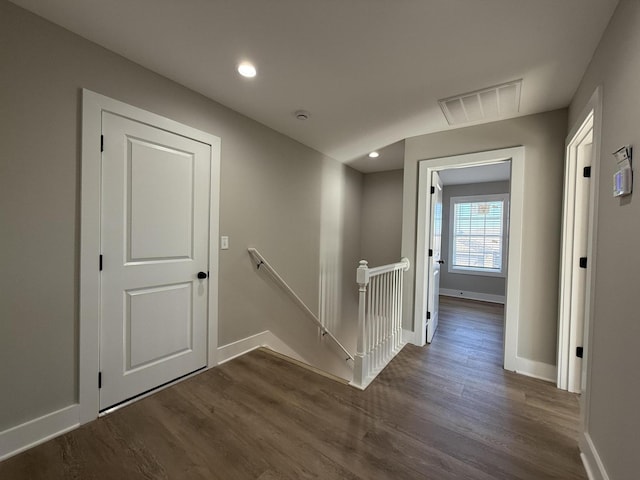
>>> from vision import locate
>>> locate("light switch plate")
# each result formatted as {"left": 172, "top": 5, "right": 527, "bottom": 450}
{"left": 221, "top": 236, "right": 229, "bottom": 250}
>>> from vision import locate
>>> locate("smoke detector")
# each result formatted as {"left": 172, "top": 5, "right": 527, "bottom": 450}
{"left": 295, "top": 110, "right": 310, "bottom": 121}
{"left": 438, "top": 79, "right": 522, "bottom": 126}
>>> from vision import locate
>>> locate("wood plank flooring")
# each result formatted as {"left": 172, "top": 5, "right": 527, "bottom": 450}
{"left": 0, "top": 297, "right": 586, "bottom": 479}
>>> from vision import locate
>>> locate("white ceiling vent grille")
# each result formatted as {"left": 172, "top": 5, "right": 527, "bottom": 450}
{"left": 439, "top": 79, "right": 522, "bottom": 126}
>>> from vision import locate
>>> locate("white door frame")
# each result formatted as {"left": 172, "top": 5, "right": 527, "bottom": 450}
{"left": 79, "top": 89, "right": 220, "bottom": 425}
{"left": 557, "top": 87, "right": 602, "bottom": 401}
{"left": 426, "top": 171, "right": 443, "bottom": 343}
{"left": 557, "top": 110, "right": 594, "bottom": 393}
{"left": 413, "top": 147, "right": 524, "bottom": 373}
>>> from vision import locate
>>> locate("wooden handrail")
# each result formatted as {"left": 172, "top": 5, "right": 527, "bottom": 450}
{"left": 365, "top": 257, "right": 410, "bottom": 278}
{"left": 248, "top": 248, "right": 354, "bottom": 362}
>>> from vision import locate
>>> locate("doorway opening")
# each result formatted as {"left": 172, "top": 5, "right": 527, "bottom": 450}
{"left": 413, "top": 147, "right": 524, "bottom": 372}
{"left": 426, "top": 164, "right": 511, "bottom": 359}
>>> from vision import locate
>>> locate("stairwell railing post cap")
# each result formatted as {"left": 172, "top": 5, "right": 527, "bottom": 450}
{"left": 357, "top": 260, "right": 370, "bottom": 285}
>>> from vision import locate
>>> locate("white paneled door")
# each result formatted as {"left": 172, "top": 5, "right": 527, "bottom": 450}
{"left": 99, "top": 112, "right": 211, "bottom": 410}
{"left": 426, "top": 171, "right": 443, "bottom": 343}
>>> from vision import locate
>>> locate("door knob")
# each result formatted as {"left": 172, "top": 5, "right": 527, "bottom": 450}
{"left": 437, "top": 260, "right": 445, "bottom": 264}
{"left": 197, "top": 271, "right": 208, "bottom": 279}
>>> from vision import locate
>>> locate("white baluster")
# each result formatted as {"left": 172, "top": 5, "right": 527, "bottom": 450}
{"left": 391, "top": 271, "right": 395, "bottom": 355}
{"left": 380, "top": 272, "right": 385, "bottom": 363}
{"left": 367, "top": 274, "right": 372, "bottom": 375}
{"left": 368, "top": 277, "right": 373, "bottom": 376}
{"left": 352, "top": 258, "right": 410, "bottom": 389}
{"left": 374, "top": 275, "right": 381, "bottom": 370}
{"left": 370, "top": 276, "right": 375, "bottom": 372}
{"left": 390, "top": 271, "right": 394, "bottom": 355}
{"left": 398, "top": 266, "right": 404, "bottom": 347}
{"left": 384, "top": 271, "right": 390, "bottom": 360}
{"left": 380, "top": 275, "right": 385, "bottom": 365}
{"left": 395, "top": 269, "right": 400, "bottom": 351}
{"left": 396, "top": 269, "right": 401, "bottom": 350}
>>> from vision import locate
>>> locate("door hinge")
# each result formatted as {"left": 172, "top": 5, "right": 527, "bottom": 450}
{"left": 583, "top": 166, "right": 591, "bottom": 178}
{"left": 576, "top": 347, "right": 584, "bottom": 358}
{"left": 100, "top": 135, "right": 104, "bottom": 152}
{"left": 426, "top": 311, "right": 431, "bottom": 320}
{"left": 99, "top": 254, "right": 103, "bottom": 271}
{"left": 428, "top": 249, "right": 433, "bottom": 257}
{"left": 98, "top": 371, "right": 102, "bottom": 389}
{"left": 430, "top": 186, "right": 435, "bottom": 194}
{"left": 579, "top": 257, "right": 588, "bottom": 269}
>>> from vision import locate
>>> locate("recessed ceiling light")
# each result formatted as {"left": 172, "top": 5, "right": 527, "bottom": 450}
{"left": 237, "top": 62, "right": 257, "bottom": 78}
{"left": 295, "top": 110, "right": 310, "bottom": 120}
{"left": 368, "top": 151, "right": 380, "bottom": 158}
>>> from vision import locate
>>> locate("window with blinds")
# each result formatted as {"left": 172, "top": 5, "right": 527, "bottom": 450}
{"left": 449, "top": 194, "right": 508, "bottom": 276}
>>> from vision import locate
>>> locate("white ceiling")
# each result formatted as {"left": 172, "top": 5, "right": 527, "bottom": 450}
{"left": 10, "top": 0, "right": 619, "bottom": 172}
{"left": 350, "top": 140, "right": 405, "bottom": 174}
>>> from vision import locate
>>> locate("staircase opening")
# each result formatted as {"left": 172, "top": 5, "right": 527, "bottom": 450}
{"left": 248, "top": 248, "right": 410, "bottom": 389}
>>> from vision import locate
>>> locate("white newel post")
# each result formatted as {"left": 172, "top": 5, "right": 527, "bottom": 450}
{"left": 353, "top": 260, "right": 370, "bottom": 388}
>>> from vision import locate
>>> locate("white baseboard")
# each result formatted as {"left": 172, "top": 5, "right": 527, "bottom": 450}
{"left": 217, "top": 330, "right": 273, "bottom": 364}
{"left": 0, "top": 404, "right": 79, "bottom": 462}
{"left": 440, "top": 288, "right": 505, "bottom": 304}
{"left": 580, "top": 432, "right": 610, "bottom": 480}
{"left": 217, "top": 330, "right": 306, "bottom": 365}
{"left": 513, "top": 356, "right": 557, "bottom": 383}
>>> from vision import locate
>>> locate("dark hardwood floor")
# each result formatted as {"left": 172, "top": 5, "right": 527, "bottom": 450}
{"left": 0, "top": 297, "right": 586, "bottom": 479}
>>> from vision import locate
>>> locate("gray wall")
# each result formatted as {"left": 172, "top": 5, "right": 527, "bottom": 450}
{"left": 441, "top": 181, "right": 510, "bottom": 297}
{"left": 0, "top": 1, "right": 362, "bottom": 432}
{"left": 402, "top": 109, "right": 567, "bottom": 366}
{"left": 360, "top": 170, "right": 404, "bottom": 267}
{"left": 568, "top": 1, "right": 640, "bottom": 477}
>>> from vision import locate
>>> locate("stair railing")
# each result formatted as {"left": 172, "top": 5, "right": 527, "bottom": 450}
{"left": 351, "top": 257, "right": 410, "bottom": 390}
{"left": 248, "top": 248, "right": 354, "bottom": 362}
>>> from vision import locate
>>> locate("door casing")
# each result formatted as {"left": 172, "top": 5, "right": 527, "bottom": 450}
{"left": 557, "top": 112, "right": 594, "bottom": 394}
{"left": 79, "top": 89, "right": 221, "bottom": 424}
{"left": 412, "top": 146, "right": 524, "bottom": 373}
{"left": 557, "top": 87, "right": 602, "bottom": 415}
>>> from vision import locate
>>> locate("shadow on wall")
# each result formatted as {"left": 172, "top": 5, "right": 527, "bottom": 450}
{"left": 319, "top": 159, "right": 362, "bottom": 354}
{"left": 246, "top": 158, "right": 362, "bottom": 381}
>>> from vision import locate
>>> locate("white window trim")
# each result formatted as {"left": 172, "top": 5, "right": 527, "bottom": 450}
{"left": 448, "top": 193, "right": 509, "bottom": 278}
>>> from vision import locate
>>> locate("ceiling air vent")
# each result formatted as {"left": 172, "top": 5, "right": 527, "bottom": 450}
{"left": 438, "top": 79, "right": 522, "bottom": 126}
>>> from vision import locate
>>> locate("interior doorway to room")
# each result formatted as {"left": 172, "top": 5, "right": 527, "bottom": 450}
{"left": 557, "top": 109, "right": 596, "bottom": 394}
{"left": 414, "top": 147, "right": 525, "bottom": 372}
{"left": 427, "top": 163, "right": 511, "bottom": 350}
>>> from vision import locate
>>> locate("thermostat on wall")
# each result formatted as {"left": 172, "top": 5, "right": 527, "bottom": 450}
{"left": 613, "top": 146, "right": 632, "bottom": 197}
